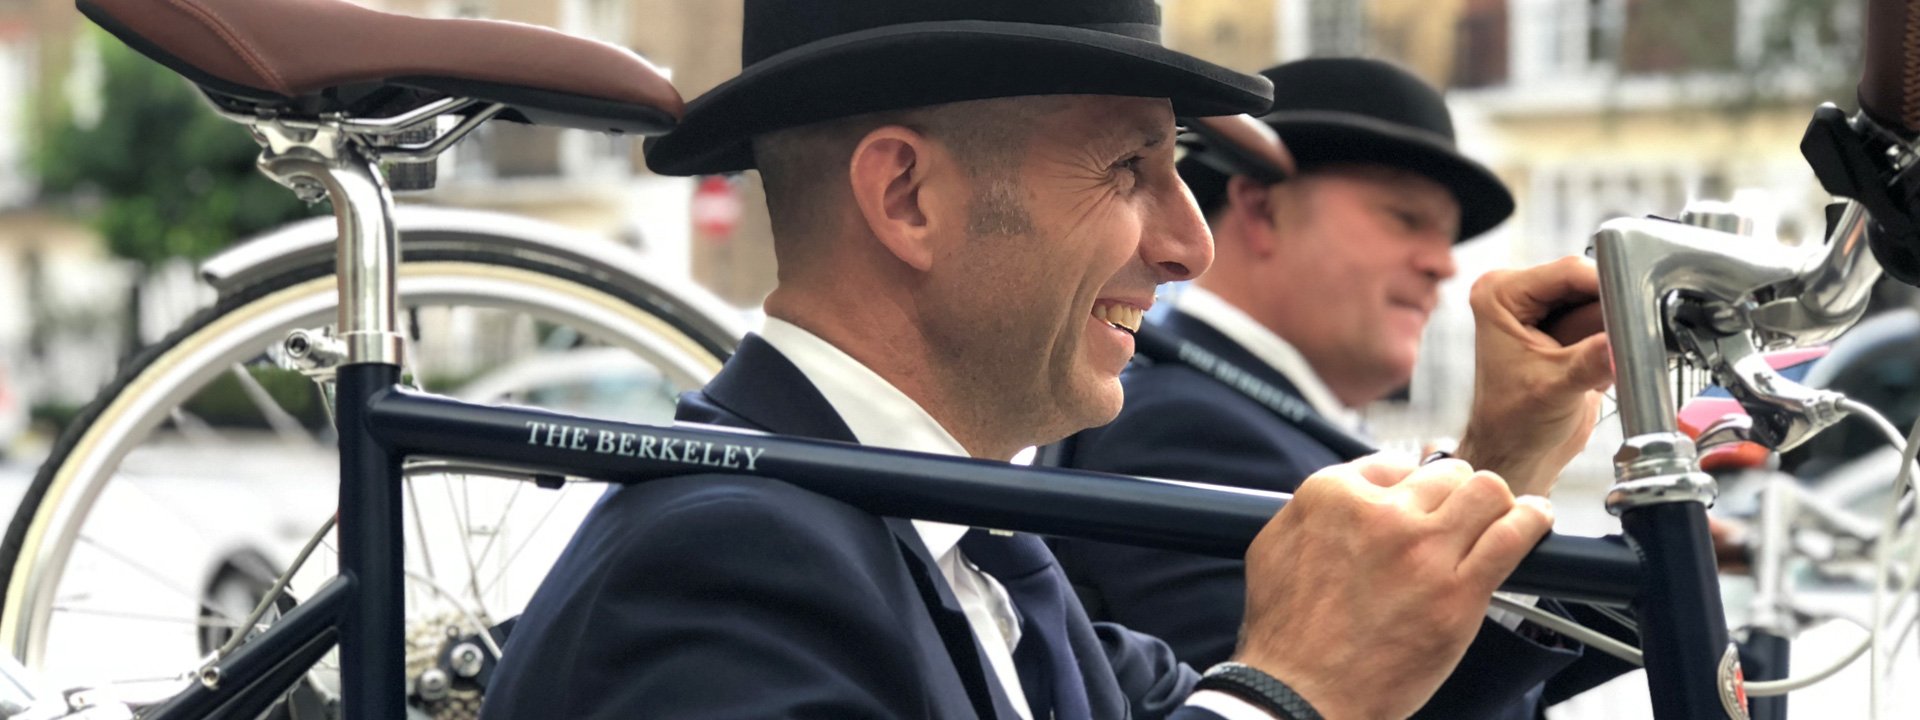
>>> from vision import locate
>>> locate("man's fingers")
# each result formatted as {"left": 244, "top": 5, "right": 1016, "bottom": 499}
{"left": 1542, "top": 302, "right": 1606, "bottom": 346}
{"left": 1567, "top": 333, "right": 1615, "bottom": 391}
{"left": 1351, "top": 452, "right": 1421, "bottom": 487}
{"left": 1432, "top": 470, "right": 1516, "bottom": 549}
{"left": 1478, "top": 257, "right": 1601, "bottom": 326}
{"left": 1394, "top": 459, "right": 1474, "bottom": 512}
{"left": 1458, "top": 495, "right": 1555, "bottom": 591}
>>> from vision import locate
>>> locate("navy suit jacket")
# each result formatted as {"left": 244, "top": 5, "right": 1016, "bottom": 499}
{"left": 1048, "top": 311, "right": 1599, "bottom": 719}
{"left": 482, "top": 335, "right": 1230, "bottom": 719}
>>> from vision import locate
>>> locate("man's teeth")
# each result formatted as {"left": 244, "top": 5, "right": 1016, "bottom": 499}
{"left": 1093, "top": 303, "right": 1143, "bottom": 333}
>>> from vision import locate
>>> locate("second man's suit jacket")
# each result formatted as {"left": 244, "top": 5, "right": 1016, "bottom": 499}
{"left": 1048, "top": 310, "right": 1604, "bottom": 719}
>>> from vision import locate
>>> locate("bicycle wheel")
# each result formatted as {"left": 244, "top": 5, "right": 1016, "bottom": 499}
{"left": 0, "top": 244, "right": 741, "bottom": 716}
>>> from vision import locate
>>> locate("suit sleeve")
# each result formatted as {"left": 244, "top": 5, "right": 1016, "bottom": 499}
{"left": 1542, "top": 600, "right": 1642, "bottom": 705}
{"left": 1057, "top": 383, "right": 1583, "bottom": 720}
{"left": 506, "top": 480, "right": 949, "bottom": 719}
{"left": 1057, "top": 390, "right": 1326, "bottom": 669}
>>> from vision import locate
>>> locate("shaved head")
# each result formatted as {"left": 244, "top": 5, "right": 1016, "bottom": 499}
{"left": 751, "top": 96, "right": 1072, "bottom": 267}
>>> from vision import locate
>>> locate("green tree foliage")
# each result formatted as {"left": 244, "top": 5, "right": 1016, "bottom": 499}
{"left": 32, "top": 31, "right": 315, "bottom": 266}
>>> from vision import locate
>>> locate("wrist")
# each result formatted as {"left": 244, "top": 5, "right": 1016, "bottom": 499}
{"left": 1222, "top": 656, "right": 1354, "bottom": 719}
{"left": 1453, "top": 434, "right": 1547, "bottom": 495}
{"left": 1198, "top": 662, "right": 1326, "bottom": 720}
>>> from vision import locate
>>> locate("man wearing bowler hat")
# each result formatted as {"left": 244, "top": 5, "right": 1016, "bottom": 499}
{"left": 483, "top": 4, "right": 1611, "bottom": 719}
{"left": 1048, "top": 58, "right": 1626, "bottom": 717}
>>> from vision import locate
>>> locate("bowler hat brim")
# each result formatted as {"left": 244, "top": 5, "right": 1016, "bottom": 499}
{"left": 1266, "top": 111, "right": 1514, "bottom": 241}
{"left": 644, "top": 20, "right": 1274, "bottom": 176}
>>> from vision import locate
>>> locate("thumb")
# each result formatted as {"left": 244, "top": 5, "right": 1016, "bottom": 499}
{"left": 1566, "top": 332, "right": 1614, "bottom": 392}
{"left": 1459, "top": 495, "right": 1555, "bottom": 593}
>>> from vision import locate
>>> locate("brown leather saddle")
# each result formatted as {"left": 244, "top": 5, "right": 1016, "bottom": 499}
{"left": 78, "top": 0, "right": 684, "bottom": 135}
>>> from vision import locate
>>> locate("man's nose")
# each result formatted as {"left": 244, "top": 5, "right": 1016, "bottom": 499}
{"left": 1417, "top": 236, "right": 1457, "bottom": 282}
{"left": 1145, "top": 183, "right": 1214, "bottom": 283}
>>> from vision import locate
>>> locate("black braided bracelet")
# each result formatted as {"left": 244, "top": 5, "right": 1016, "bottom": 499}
{"left": 1195, "top": 662, "right": 1325, "bottom": 720}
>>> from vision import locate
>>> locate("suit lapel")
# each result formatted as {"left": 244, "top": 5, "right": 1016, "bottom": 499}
{"left": 677, "top": 334, "right": 1020, "bottom": 719}
{"left": 1157, "top": 309, "right": 1314, "bottom": 404}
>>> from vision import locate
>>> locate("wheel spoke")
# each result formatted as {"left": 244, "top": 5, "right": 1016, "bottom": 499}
{"left": 406, "top": 475, "right": 439, "bottom": 582}
{"left": 51, "top": 605, "right": 250, "bottom": 629}
{"left": 480, "top": 490, "right": 572, "bottom": 599}
{"left": 471, "top": 480, "right": 526, "bottom": 571}
{"left": 75, "top": 535, "right": 247, "bottom": 625}
{"left": 228, "top": 363, "right": 318, "bottom": 446}
{"left": 166, "top": 407, "right": 223, "bottom": 445}
{"left": 445, "top": 476, "right": 488, "bottom": 609}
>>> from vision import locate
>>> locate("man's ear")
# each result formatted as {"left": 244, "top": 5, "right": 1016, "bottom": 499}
{"left": 848, "top": 126, "right": 939, "bottom": 271}
{"left": 1225, "top": 174, "right": 1280, "bottom": 257}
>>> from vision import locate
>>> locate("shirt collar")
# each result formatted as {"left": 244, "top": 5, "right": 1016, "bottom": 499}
{"left": 1170, "top": 286, "right": 1362, "bottom": 431}
{"left": 757, "top": 317, "right": 971, "bottom": 556}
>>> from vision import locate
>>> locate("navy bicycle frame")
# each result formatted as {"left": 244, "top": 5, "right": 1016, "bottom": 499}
{"left": 135, "top": 368, "right": 1704, "bottom": 720}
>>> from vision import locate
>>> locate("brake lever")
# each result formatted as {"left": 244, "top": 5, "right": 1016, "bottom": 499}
{"left": 1673, "top": 314, "right": 1848, "bottom": 453}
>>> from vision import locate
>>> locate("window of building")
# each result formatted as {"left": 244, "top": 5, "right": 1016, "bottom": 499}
{"left": 432, "top": 0, "right": 633, "bottom": 183}
{"left": 561, "top": 0, "right": 627, "bottom": 46}
{"left": 1452, "top": 0, "right": 1511, "bottom": 88}
{"left": 0, "top": 32, "right": 35, "bottom": 208}
{"left": 1525, "top": 161, "right": 1821, "bottom": 263}
{"left": 1527, "top": 163, "right": 1696, "bottom": 261}
{"left": 558, "top": 0, "right": 633, "bottom": 179}
{"left": 1306, "top": 0, "right": 1367, "bottom": 56}
{"left": 1512, "top": 0, "right": 1625, "bottom": 82}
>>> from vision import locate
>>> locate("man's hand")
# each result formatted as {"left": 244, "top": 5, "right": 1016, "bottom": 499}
{"left": 1457, "top": 256, "right": 1614, "bottom": 497}
{"left": 1710, "top": 516, "right": 1752, "bottom": 575}
{"left": 1232, "top": 455, "right": 1555, "bottom": 719}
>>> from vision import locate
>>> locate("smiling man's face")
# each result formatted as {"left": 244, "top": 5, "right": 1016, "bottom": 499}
{"left": 915, "top": 95, "right": 1214, "bottom": 444}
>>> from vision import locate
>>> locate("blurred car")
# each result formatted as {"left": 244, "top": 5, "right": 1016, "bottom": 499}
{"left": 451, "top": 346, "right": 682, "bottom": 424}
{"left": 1785, "top": 308, "right": 1920, "bottom": 482}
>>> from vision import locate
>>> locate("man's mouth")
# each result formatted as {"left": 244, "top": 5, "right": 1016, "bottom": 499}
{"left": 1390, "top": 297, "right": 1434, "bottom": 319}
{"left": 1093, "top": 301, "right": 1143, "bottom": 335}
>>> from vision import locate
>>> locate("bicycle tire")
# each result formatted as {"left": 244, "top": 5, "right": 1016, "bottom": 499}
{"left": 0, "top": 244, "right": 738, "bottom": 702}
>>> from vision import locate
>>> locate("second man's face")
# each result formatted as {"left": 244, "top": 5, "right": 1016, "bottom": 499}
{"left": 1271, "top": 166, "right": 1461, "bottom": 394}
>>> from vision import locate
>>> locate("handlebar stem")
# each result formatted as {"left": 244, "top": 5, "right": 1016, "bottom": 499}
{"left": 1594, "top": 217, "right": 1806, "bottom": 441}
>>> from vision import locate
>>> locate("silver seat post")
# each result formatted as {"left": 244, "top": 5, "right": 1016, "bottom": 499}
{"left": 252, "top": 120, "right": 406, "bottom": 367}
{"left": 248, "top": 118, "right": 413, "bottom": 719}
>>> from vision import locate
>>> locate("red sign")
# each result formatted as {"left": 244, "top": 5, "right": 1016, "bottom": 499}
{"left": 692, "top": 175, "right": 743, "bottom": 240}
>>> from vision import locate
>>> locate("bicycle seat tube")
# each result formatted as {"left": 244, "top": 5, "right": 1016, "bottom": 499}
{"left": 254, "top": 118, "right": 410, "bottom": 720}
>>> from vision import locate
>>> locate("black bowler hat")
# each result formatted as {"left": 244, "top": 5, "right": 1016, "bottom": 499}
{"left": 1179, "top": 58, "right": 1514, "bottom": 241}
{"left": 643, "top": 0, "right": 1275, "bottom": 176}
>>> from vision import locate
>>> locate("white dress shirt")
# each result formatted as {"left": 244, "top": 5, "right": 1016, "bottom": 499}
{"left": 1172, "top": 287, "right": 1540, "bottom": 631}
{"left": 1171, "top": 287, "right": 1362, "bottom": 432}
{"left": 758, "top": 317, "right": 1272, "bottom": 720}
